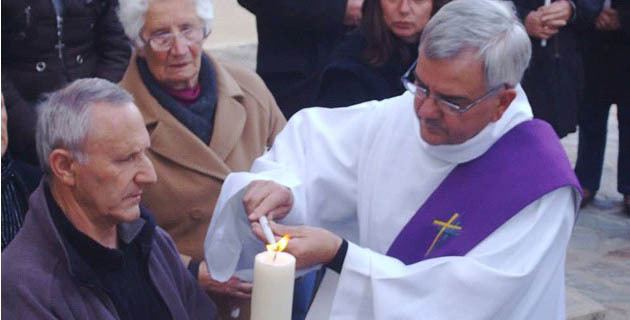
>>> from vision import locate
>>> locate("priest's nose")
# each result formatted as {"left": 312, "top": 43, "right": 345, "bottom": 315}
{"left": 416, "top": 93, "right": 442, "bottom": 120}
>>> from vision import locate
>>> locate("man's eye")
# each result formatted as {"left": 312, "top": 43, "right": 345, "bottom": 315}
{"left": 119, "top": 154, "right": 135, "bottom": 162}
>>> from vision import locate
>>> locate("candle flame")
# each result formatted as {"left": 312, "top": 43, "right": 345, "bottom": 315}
{"left": 266, "top": 234, "right": 290, "bottom": 252}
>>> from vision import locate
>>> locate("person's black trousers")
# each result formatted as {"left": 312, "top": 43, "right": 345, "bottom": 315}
{"left": 575, "top": 100, "right": 630, "bottom": 195}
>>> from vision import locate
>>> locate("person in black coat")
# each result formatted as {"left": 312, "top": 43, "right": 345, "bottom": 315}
{"left": 316, "top": 0, "right": 451, "bottom": 108}
{"left": 237, "top": 0, "right": 363, "bottom": 118}
{"left": 574, "top": 0, "right": 630, "bottom": 213}
{"left": 1, "top": 0, "right": 131, "bottom": 166}
{"left": 1, "top": 95, "right": 42, "bottom": 251}
{"left": 512, "top": 0, "right": 600, "bottom": 138}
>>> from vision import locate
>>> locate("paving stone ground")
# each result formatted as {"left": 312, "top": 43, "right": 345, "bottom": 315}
{"left": 562, "top": 107, "right": 630, "bottom": 320}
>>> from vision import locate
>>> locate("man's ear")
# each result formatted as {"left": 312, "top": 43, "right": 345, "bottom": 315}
{"left": 491, "top": 88, "right": 516, "bottom": 122}
{"left": 48, "top": 149, "right": 78, "bottom": 186}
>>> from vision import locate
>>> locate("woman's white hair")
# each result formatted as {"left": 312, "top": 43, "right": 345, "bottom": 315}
{"left": 117, "top": 0, "right": 214, "bottom": 47}
{"left": 419, "top": 0, "right": 531, "bottom": 88}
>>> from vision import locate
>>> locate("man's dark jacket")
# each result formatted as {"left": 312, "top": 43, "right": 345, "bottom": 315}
{"left": 315, "top": 33, "right": 417, "bottom": 108}
{"left": 581, "top": 0, "right": 630, "bottom": 105}
{"left": 237, "top": 0, "right": 350, "bottom": 118}
{"left": 1, "top": 182, "right": 217, "bottom": 319}
{"left": 512, "top": 0, "right": 600, "bottom": 138}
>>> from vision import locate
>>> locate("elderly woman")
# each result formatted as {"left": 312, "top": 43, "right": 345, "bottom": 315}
{"left": 315, "top": 0, "right": 450, "bottom": 107}
{"left": 117, "top": 0, "right": 286, "bottom": 318}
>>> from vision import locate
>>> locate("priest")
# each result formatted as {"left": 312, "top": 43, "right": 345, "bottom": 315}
{"left": 207, "top": 0, "right": 582, "bottom": 318}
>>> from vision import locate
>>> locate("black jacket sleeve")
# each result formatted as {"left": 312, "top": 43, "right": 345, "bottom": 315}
{"left": 573, "top": 0, "right": 603, "bottom": 29}
{"left": 92, "top": 0, "right": 131, "bottom": 82}
{"left": 1, "top": 73, "right": 39, "bottom": 165}
{"left": 511, "top": 0, "right": 600, "bottom": 28}
{"left": 237, "top": 0, "right": 348, "bottom": 32}
{"left": 511, "top": 0, "right": 536, "bottom": 21}
{"left": 618, "top": 0, "right": 630, "bottom": 36}
{"left": 315, "top": 68, "right": 371, "bottom": 108}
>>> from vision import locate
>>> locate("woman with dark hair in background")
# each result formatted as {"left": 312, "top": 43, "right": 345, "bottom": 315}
{"left": 315, "top": 0, "right": 449, "bottom": 108}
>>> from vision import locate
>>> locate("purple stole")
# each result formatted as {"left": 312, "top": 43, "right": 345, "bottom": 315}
{"left": 387, "top": 120, "right": 581, "bottom": 265}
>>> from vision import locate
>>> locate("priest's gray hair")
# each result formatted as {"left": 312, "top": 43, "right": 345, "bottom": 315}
{"left": 419, "top": 0, "right": 531, "bottom": 89}
{"left": 117, "top": 0, "right": 214, "bottom": 47}
{"left": 36, "top": 78, "right": 134, "bottom": 175}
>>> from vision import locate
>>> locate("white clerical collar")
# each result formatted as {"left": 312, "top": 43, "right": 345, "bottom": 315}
{"left": 418, "top": 84, "right": 533, "bottom": 164}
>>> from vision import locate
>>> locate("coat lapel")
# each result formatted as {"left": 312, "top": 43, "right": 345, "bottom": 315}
{"left": 208, "top": 58, "right": 247, "bottom": 160}
{"left": 119, "top": 52, "right": 247, "bottom": 181}
{"left": 147, "top": 118, "right": 231, "bottom": 179}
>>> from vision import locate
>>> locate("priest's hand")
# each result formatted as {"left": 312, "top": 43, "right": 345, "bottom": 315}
{"left": 251, "top": 221, "right": 343, "bottom": 269}
{"left": 243, "top": 180, "right": 293, "bottom": 222}
{"left": 198, "top": 261, "right": 253, "bottom": 299}
{"left": 344, "top": 0, "right": 363, "bottom": 26}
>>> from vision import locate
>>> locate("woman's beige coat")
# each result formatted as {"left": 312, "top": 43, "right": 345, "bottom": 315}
{"left": 120, "top": 53, "right": 286, "bottom": 264}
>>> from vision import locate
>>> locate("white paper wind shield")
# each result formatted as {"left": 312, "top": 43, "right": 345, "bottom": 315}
{"left": 203, "top": 171, "right": 317, "bottom": 282}
{"left": 204, "top": 172, "right": 258, "bottom": 282}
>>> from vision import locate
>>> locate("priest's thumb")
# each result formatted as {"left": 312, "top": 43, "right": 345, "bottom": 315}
{"left": 267, "top": 221, "right": 298, "bottom": 238}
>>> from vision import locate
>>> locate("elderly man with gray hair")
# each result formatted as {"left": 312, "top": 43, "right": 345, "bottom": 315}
{"left": 1, "top": 78, "right": 217, "bottom": 319}
{"left": 205, "top": 0, "right": 582, "bottom": 318}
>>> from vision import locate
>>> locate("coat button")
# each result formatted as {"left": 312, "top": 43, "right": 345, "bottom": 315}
{"left": 35, "top": 61, "right": 46, "bottom": 72}
{"left": 76, "top": 55, "right": 84, "bottom": 64}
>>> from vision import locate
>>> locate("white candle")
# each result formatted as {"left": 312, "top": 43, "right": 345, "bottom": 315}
{"left": 250, "top": 251, "right": 295, "bottom": 320}
{"left": 604, "top": 0, "right": 611, "bottom": 8}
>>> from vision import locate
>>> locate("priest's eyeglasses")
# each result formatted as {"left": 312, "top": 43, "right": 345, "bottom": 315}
{"left": 142, "top": 24, "right": 210, "bottom": 52}
{"left": 401, "top": 61, "right": 506, "bottom": 113}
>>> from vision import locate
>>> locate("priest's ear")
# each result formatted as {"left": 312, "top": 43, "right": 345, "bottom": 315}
{"left": 48, "top": 148, "right": 79, "bottom": 186}
{"left": 491, "top": 87, "right": 516, "bottom": 122}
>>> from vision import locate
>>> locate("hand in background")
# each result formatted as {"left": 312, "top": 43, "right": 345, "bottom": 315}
{"left": 251, "top": 220, "right": 342, "bottom": 269}
{"left": 243, "top": 180, "right": 293, "bottom": 222}
{"left": 595, "top": 8, "right": 620, "bottom": 31}
{"left": 344, "top": 0, "right": 364, "bottom": 26}
{"left": 198, "top": 261, "right": 252, "bottom": 299}
{"left": 539, "top": 0, "right": 572, "bottom": 27}
{"left": 525, "top": 9, "right": 560, "bottom": 39}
